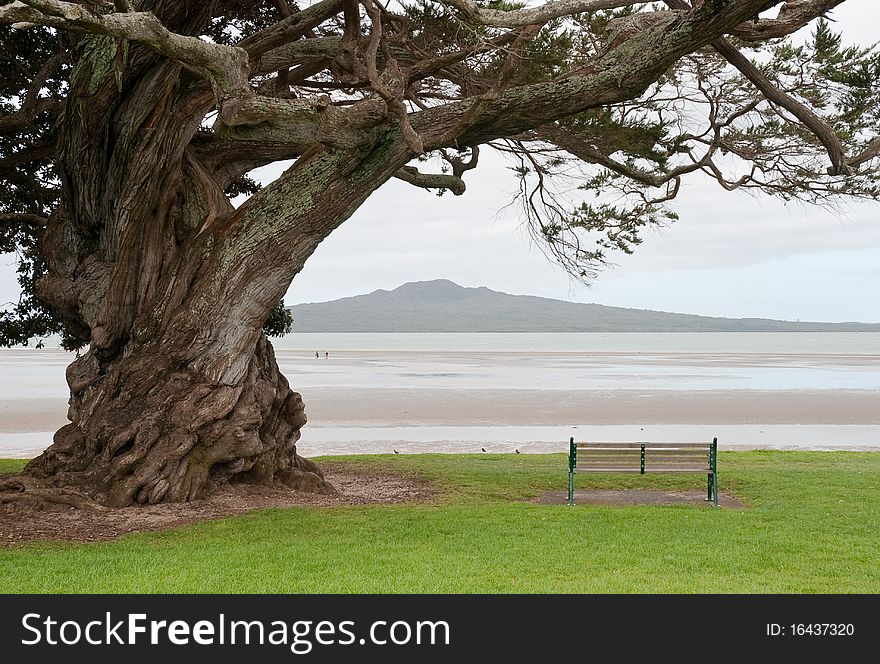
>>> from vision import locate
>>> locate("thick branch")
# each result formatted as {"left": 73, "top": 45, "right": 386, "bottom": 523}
{"left": 2, "top": 0, "right": 250, "bottom": 107}
{"left": 189, "top": 133, "right": 303, "bottom": 189}
{"left": 0, "top": 142, "right": 54, "bottom": 170}
{"left": 730, "top": 0, "right": 845, "bottom": 41}
{"left": 435, "top": 0, "right": 638, "bottom": 28}
{"left": 252, "top": 35, "right": 341, "bottom": 76}
{"left": 237, "top": 0, "right": 345, "bottom": 58}
{"left": 0, "top": 52, "right": 63, "bottom": 135}
{"left": 394, "top": 165, "right": 466, "bottom": 195}
{"left": 848, "top": 137, "right": 880, "bottom": 169}
{"left": 0, "top": 212, "right": 48, "bottom": 226}
{"left": 212, "top": 94, "right": 386, "bottom": 151}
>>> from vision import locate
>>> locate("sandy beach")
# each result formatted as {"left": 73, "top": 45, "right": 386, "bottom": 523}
{"left": 2, "top": 341, "right": 879, "bottom": 457}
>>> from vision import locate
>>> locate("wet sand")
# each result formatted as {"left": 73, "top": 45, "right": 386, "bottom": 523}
{"left": 3, "top": 389, "right": 879, "bottom": 435}
{"left": 300, "top": 388, "right": 880, "bottom": 426}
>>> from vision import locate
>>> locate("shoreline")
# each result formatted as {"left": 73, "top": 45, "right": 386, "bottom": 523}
{"left": 4, "top": 425, "right": 880, "bottom": 459}
{"left": 3, "top": 389, "right": 879, "bottom": 435}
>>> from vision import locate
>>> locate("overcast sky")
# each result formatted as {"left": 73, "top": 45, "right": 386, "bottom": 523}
{"left": 1, "top": 1, "right": 878, "bottom": 323}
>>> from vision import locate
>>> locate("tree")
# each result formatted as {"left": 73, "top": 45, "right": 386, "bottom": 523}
{"left": 0, "top": 0, "right": 877, "bottom": 507}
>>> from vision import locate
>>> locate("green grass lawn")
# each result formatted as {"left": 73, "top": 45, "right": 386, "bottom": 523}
{"left": 1, "top": 452, "right": 878, "bottom": 593}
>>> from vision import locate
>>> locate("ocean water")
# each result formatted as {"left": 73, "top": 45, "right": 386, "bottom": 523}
{"left": 275, "top": 332, "right": 880, "bottom": 354}
{"left": 21, "top": 331, "right": 880, "bottom": 354}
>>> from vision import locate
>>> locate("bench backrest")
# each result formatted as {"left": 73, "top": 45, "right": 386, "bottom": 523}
{"left": 569, "top": 440, "right": 717, "bottom": 474}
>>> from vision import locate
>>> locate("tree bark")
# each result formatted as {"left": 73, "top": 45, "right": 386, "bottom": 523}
{"left": 3, "top": 11, "right": 410, "bottom": 507}
{"left": 25, "top": 333, "right": 331, "bottom": 506}
{"left": 21, "top": 141, "right": 409, "bottom": 507}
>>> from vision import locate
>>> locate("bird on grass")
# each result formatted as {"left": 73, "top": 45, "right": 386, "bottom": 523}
{"left": 393, "top": 450, "right": 400, "bottom": 454}
{"left": 515, "top": 449, "right": 521, "bottom": 454}
{"left": 481, "top": 447, "right": 487, "bottom": 452}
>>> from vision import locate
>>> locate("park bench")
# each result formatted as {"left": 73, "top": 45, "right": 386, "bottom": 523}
{"left": 567, "top": 437, "right": 718, "bottom": 507}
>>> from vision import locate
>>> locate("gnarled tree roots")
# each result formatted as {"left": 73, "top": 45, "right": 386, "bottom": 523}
{"left": 5, "top": 335, "right": 334, "bottom": 509}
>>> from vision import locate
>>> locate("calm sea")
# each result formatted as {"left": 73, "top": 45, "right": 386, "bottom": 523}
{"left": 22, "top": 331, "right": 880, "bottom": 354}
{"left": 274, "top": 332, "right": 880, "bottom": 354}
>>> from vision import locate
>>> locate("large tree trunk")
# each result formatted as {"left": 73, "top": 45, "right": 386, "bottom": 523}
{"left": 3, "top": 12, "right": 411, "bottom": 507}
{"left": 26, "top": 336, "right": 333, "bottom": 505}
{"left": 19, "top": 133, "right": 409, "bottom": 507}
{"left": 25, "top": 333, "right": 330, "bottom": 506}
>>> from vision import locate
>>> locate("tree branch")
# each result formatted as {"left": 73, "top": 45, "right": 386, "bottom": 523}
{"left": 252, "top": 35, "right": 341, "bottom": 77}
{"left": 0, "top": 52, "right": 64, "bottom": 135}
{"left": 730, "top": 0, "right": 845, "bottom": 42}
{"left": 413, "top": 0, "right": 777, "bottom": 149}
{"left": 848, "top": 136, "right": 880, "bottom": 169}
{"left": 405, "top": 32, "right": 518, "bottom": 85}
{"left": 189, "top": 133, "right": 304, "bottom": 190}
{"left": 394, "top": 165, "right": 466, "bottom": 195}
{"left": 361, "top": 0, "right": 423, "bottom": 154}
{"left": 0, "top": 142, "right": 55, "bottom": 170}
{"left": 0, "top": 212, "right": 48, "bottom": 226}
{"left": 237, "top": 0, "right": 345, "bottom": 58}
{"left": 0, "top": 1, "right": 357, "bottom": 144}
{"left": 435, "top": 0, "right": 638, "bottom": 29}
{"left": 2, "top": 0, "right": 250, "bottom": 109}
{"left": 664, "top": 0, "right": 850, "bottom": 174}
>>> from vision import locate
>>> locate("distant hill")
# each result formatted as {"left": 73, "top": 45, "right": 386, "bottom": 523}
{"left": 288, "top": 280, "right": 880, "bottom": 333}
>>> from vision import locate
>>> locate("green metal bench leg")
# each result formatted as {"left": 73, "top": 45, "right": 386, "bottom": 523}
{"left": 567, "top": 470, "right": 573, "bottom": 506}
{"left": 567, "top": 437, "right": 576, "bottom": 506}
{"left": 707, "top": 473, "right": 712, "bottom": 501}
{"left": 711, "top": 437, "right": 719, "bottom": 507}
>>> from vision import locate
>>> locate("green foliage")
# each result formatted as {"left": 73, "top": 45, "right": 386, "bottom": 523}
{"left": 205, "top": 0, "right": 289, "bottom": 45}
{"left": 224, "top": 174, "right": 262, "bottom": 198}
{"left": 262, "top": 300, "right": 294, "bottom": 337}
{"left": 509, "top": 19, "right": 880, "bottom": 281}
{"left": 0, "top": 25, "right": 65, "bottom": 348}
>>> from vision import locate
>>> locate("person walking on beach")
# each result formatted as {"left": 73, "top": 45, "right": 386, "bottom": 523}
{"left": 315, "top": 351, "right": 319, "bottom": 359}
{"left": 325, "top": 351, "right": 329, "bottom": 359}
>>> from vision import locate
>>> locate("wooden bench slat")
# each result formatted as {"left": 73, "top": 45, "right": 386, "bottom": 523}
{"left": 644, "top": 448, "right": 710, "bottom": 455}
{"left": 576, "top": 464, "right": 709, "bottom": 471}
{"left": 578, "top": 457, "right": 640, "bottom": 462}
{"left": 576, "top": 442, "right": 710, "bottom": 448}
{"left": 574, "top": 468, "right": 645, "bottom": 473}
{"left": 642, "top": 467, "right": 710, "bottom": 473}
{"left": 645, "top": 454, "right": 709, "bottom": 464}
{"left": 579, "top": 449, "right": 708, "bottom": 455}
{"left": 575, "top": 467, "right": 710, "bottom": 472}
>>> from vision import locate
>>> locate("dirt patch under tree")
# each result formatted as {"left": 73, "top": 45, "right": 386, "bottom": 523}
{"left": 0, "top": 467, "right": 434, "bottom": 546}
